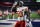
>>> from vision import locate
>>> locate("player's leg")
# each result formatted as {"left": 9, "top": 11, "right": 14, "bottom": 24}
{"left": 12, "top": 8, "right": 16, "bottom": 19}
{"left": 12, "top": 12, "right": 15, "bottom": 19}
{"left": 0, "top": 15, "right": 2, "bottom": 19}
{"left": 21, "top": 21, "right": 26, "bottom": 27}
{"left": 28, "top": 21, "right": 33, "bottom": 27}
{"left": 6, "top": 14, "right": 9, "bottom": 19}
{"left": 15, "top": 21, "right": 20, "bottom": 27}
{"left": 3, "top": 14, "right": 6, "bottom": 19}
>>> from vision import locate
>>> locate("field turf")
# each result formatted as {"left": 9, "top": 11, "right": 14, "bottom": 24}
{"left": 2, "top": 12, "right": 40, "bottom": 19}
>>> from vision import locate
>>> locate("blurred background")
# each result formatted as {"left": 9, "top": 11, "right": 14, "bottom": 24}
{"left": 0, "top": 0, "right": 40, "bottom": 19}
{"left": 0, "top": 0, "right": 40, "bottom": 11}
{"left": 0, "top": 0, "right": 40, "bottom": 27}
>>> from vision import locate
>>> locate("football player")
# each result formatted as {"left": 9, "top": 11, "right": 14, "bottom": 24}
{"left": 9, "top": 11, "right": 15, "bottom": 19}
{"left": 6, "top": 9, "right": 9, "bottom": 19}
{"left": 12, "top": 2, "right": 18, "bottom": 19}
{"left": 15, "top": 1, "right": 32, "bottom": 27}
{"left": 38, "top": 10, "right": 40, "bottom": 16}
{"left": 0, "top": 10, "right": 2, "bottom": 19}
{"left": 3, "top": 10, "right": 6, "bottom": 19}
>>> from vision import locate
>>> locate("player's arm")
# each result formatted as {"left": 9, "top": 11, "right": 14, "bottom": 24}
{"left": 12, "top": 4, "right": 15, "bottom": 9}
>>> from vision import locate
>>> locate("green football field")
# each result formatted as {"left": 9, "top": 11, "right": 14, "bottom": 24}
{"left": 15, "top": 12, "right": 40, "bottom": 19}
{"left": 30, "top": 12, "right": 40, "bottom": 19}
{"left": 2, "top": 12, "right": 40, "bottom": 19}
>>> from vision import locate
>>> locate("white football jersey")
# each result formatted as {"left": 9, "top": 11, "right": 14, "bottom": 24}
{"left": 17, "top": 6, "right": 28, "bottom": 21}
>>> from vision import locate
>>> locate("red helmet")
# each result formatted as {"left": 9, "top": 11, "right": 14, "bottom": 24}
{"left": 19, "top": 1, "right": 24, "bottom": 4}
{"left": 19, "top": 1, "right": 24, "bottom": 6}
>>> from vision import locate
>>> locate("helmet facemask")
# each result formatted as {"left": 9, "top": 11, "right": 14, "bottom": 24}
{"left": 19, "top": 1, "right": 24, "bottom": 7}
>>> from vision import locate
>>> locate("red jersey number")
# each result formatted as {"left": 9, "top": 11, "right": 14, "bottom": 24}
{"left": 18, "top": 11, "right": 23, "bottom": 17}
